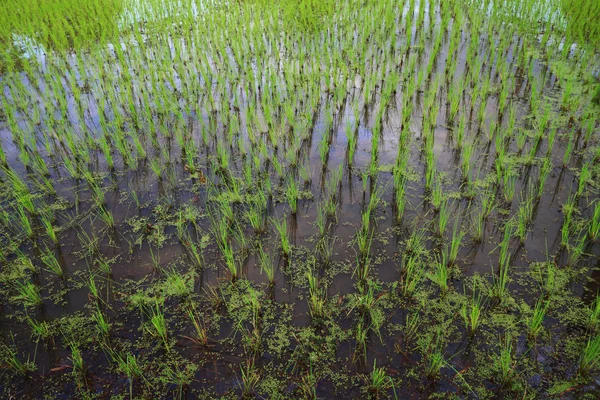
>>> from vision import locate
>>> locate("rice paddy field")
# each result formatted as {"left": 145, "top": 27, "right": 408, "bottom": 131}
{"left": 1, "top": 0, "right": 600, "bottom": 398}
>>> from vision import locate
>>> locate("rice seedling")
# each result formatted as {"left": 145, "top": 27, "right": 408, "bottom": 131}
{"left": 14, "top": 280, "right": 43, "bottom": 308}
{"left": 0, "top": 337, "right": 35, "bottom": 375}
{"left": 217, "top": 238, "right": 239, "bottom": 282}
{"left": 491, "top": 252, "right": 510, "bottom": 301}
{"left": 14, "top": 205, "right": 33, "bottom": 239}
{"left": 460, "top": 282, "right": 485, "bottom": 337}
{"left": 566, "top": 233, "right": 587, "bottom": 267}
{"left": 257, "top": 244, "right": 276, "bottom": 285}
{"left": 365, "top": 359, "right": 393, "bottom": 399}
{"left": 286, "top": 179, "right": 300, "bottom": 214}
{"left": 526, "top": 298, "right": 549, "bottom": 341}
{"left": 41, "top": 250, "right": 64, "bottom": 278}
{"left": 145, "top": 301, "right": 170, "bottom": 350}
{"left": 307, "top": 269, "right": 327, "bottom": 321}
{"left": 110, "top": 352, "right": 142, "bottom": 399}
{"left": 578, "top": 334, "right": 600, "bottom": 376}
{"left": 588, "top": 201, "right": 600, "bottom": 240}
{"left": 437, "top": 200, "right": 451, "bottom": 236}
{"left": 97, "top": 206, "right": 115, "bottom": 229}
{"left": 91, "top": 307, "right": 110, "bottom": 338}
{"left": 498, "top": 334, "right": 516, "bottom": 385}
{"left": 401, "top": 255, "right": 424, "bottom": 298}
{"left": 41, "top": 216, "right": 58, "bottom": 244}
{"left": 163, "top": 363, "right": 197, "bottom": 400}
{"left": 423, "top": 339, "right": 446, "bottom": 379}
{"left": 239, "top": 359, "right": 260, "bottom": 399}
{"left": 25, "top": 315, "right": 53, "bottom": 342}
{"left": 429, "top": 250, "right": 449, "bottom": 295}
{"left": 272, "top": 216, "right": 291, "bottom": 257}
{"left": 69, "top": 343, "right": 86, "bottom": 388}
{"left": 186, "top": 310, "right": 209, "bottom": 346}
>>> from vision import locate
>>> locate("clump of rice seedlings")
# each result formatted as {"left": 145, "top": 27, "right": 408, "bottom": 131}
{"left": 588, "top": 201, "right": 600, "bottom": 240}
{"left": 150, "top": 159, "right": 163, "bottom": 179}
{"left": 425, "top": 150, "right": 436, "bottom": 191}
{"left": 423, "top": 338, "right": 446, "bottom": 379}
{"left": 562, "top": 138, "right": 574, "bottom": 169}
{"left": 97, "top": 206, "right": 115, "bottom": 229}
{"left": 401, "top": 254, "right": 423, "bottom": 298}
{"left": 91, "top": 307, "right": 110, "bottom": 338}
{"left": 471, "top": 208, "right": 486, "bottom": 243}
{"left": 448, "top": 221, "right": 464, "bottom": 265}
{"left": 365, "top": 359, "right": 393, "bottom": 399}
{"left": 437, "top": 200, "right": 451, "bottom": 236}
{"left": 398, "top": 312, "right": 421, "bottom": 352}
{"left": 69, "top": 343, "right": 87, "bottom": 388}
{"left": 217, "top": 237, "right": 238, "bottom": 282}
{"left": 460, "top": 281, "right": 485, "bottom": 337}
{"left": 588, "top": 294, "right": 600, "bottom": 331}
{"left": 25, "top": 315, "right": 53, "bottom": 343}
{"left": 272, "top": 216, "right": 291, "bottom": 257}
{"left": 163, "top": 363, "right": 197, "bottom": 400}
{"left": 128, "top": 183, "right": 141, "bottom": 209}
{"left": 96, "top": 256, "right": 112, "bottom": 276}
{"left": 498, "top": 335, "right": 516, "bottom": 385}
{"left": 163, "top": 267, "right": 194, "bottom": 298}
{"left": 393, "top": 164, "right": 407, "bottom": 223}
{"left": 515, "top": 204, "right": 530, "bottom": 243}
{"left": 14, "top": 206, "right": 34, "bottom": 239}
{"left": 41, "top": 215, "right": 58, "bottom": 244}
{"left": 285, "top": 179, "right": 299, "bottom": 214}
{"left": 182, "top": 233, "right": 205, "bottom": 269}
{"left": 316, "top": 235, "right": 337, "bottom": 267}
{"left": 561, "top": 194, "right": 577, "bottom": 248}
{"left": 41, "top": 250, "right": 64, "bottom": 278}
{"left": 536, "top": 158, "right": 552, "bottom": 199}
{"left": 430, "top": 180, "right": 444, "bottom": 211}
{"left": 315, "top": 203, "right": 329, "bottom": 238}
{"left": 429, "top": 250, "right": 449, "bottom": 295}
{"left": 526, "top": 298, "right": 549, "bottom": 341}
{"left": 145, "top": 301, "right": 170, "bottom": 350}
{"left": 298, "top": 361, "right": 318, "bottom": 400}
{"left": 0, "top": 336, "right": 36, "bottom": 376}
{"left": 186, "top": 310, "right": 209, "bottom": 346}
{"left": 14, "top": 280, "right": 43, "bottom": 308}
{"left": 257, "top": 245, "right": 276, "bottom": 285}
{"left": 86, "top": 274, "right": 100, "bottom": 300}
{"left": 354, "top": 319, "right": 370, "bottom": 361}
{"left": 148, "top": 247, "right": 162, "bottom": 270}
{"left": 491, "top": 252, "right": 510, "bottom": 301}
{"left": 239, "top": 359, "right": 260, "bottom": 399}
{"left": 307, "top": 269, "right": 327, "bottom": 321}
{"left": 461, "top": 139, "right": 476, "bottom": 180}
{"left": 246, "top": 195, "right": 267, "bottom": 233}
{"left": 203, "top": 284, "right": 223, "bottom": 310}
{"left": 567, "top": 233, "right": 587, "bottom": 268}
{"left": 577, "top": 162, "right": 591, "bottom": 198}
{"left": 502, "top": 172, "right": 517, "bottom": 204}
{"left": 78, "top": 229, "right": 100, "bottom": 258}
{"left": 578, "top": 334, "right": 600, "bottom": 376}
{"left": 109, "top": 352, "right": 142, "bottom": 399}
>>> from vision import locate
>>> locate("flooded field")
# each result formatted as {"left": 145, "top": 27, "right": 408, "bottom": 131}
{"left": 1, "top": 0, "right": 600, "bottom": 398}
